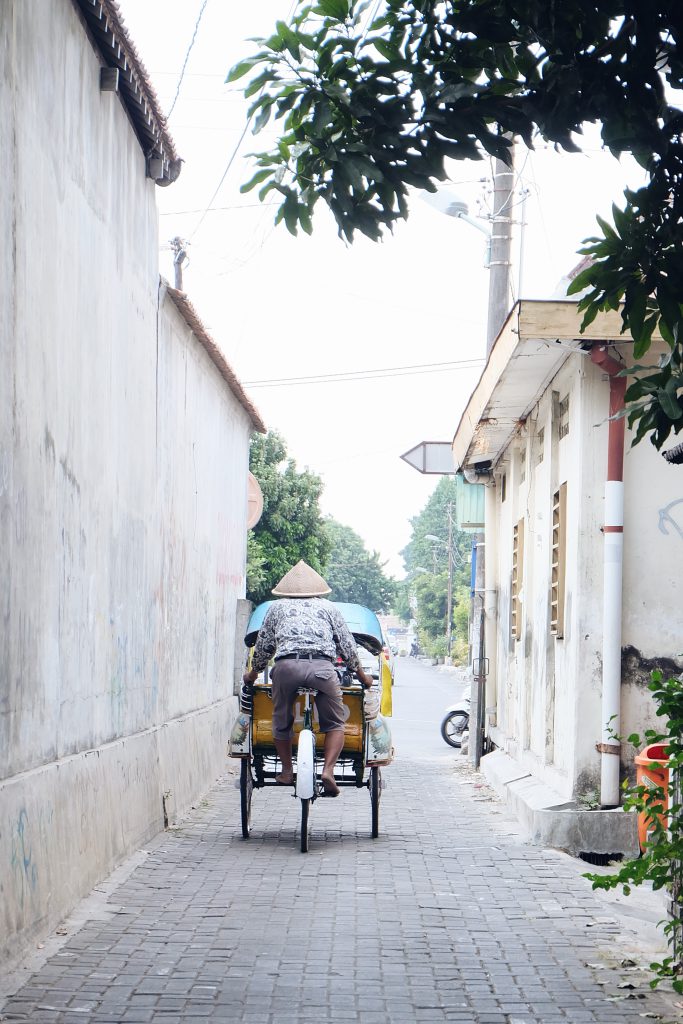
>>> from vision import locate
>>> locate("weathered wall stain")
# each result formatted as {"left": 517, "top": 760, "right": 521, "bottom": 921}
{"left": 622, "top": 644, "right": 682, "bottom": 688}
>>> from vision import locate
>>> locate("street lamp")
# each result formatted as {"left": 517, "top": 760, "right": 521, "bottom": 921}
{"left": 423, "top": 190, "right": 492, "bottom": 267}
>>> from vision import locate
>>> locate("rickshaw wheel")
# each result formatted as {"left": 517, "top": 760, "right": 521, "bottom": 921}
{"left": 370, "top": 767, "right": 381, "bottom": 838}
{"left": 240, "top": 760, "right": 253, "bottom": 838}
{"left": 300, "top": 798, "right": 311, "bottom": 853}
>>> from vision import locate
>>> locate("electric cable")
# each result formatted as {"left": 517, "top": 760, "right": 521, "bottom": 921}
{"left": 188, "top": 118, "right": 252, "bottom": 240}
{"left": 243, "top": 356, "right": 484, "bottom": 388}
{"left": 167, "top": 0, "right": 210, "bottom": 119}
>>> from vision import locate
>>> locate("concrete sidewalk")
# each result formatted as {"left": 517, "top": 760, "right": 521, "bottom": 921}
{"left": 1, "top": 752, "right": 680, "bottom": 1024}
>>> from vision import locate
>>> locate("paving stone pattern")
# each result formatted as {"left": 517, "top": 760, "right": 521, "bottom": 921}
{"left": 1, "top": 755, "right": 681, "bottom": 1024}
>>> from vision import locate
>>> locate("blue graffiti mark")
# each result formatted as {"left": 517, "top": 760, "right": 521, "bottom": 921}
{"left": 658, "top": 499, "right": 683, "bottom": 541}
{"left": 10, "top": 808, "right": 37, "bottom": 907}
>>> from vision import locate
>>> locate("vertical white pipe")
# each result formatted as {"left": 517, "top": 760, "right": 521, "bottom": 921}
{"left": 484, "top": 483, "right": 498, "bottom": 728}
{"left": 601, "top": 480, "right": 624, "bottom": 807}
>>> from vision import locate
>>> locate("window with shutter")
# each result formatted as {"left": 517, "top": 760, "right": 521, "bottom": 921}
{"left": 511, "top": 519, "right": 524, "bottom": 641}
{"left": 550, "top": 483, "right": 567, "bottom": 638}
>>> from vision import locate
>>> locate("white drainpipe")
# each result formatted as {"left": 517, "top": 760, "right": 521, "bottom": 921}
{"left": 590, "top": 345, "right": 626, "bottom": 808}
{"left": 601, "top": 479, "right": 624, "bottom": 807}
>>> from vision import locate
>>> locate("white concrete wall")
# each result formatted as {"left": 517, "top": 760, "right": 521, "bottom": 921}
{"left": 0, "top": 3, "right": 249, "bottom": 960}
{"left": 486, "top": 342, "right": 683, "bottom": 801}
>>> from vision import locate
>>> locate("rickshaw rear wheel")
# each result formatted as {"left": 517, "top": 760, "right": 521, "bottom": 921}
{"left": 300, "top": 798, "right": 311, "bottom": 853}
{"left": 240, "top": 759, "right": 253, "bottom": 838}
{"left": 370, "top": 767, "right": 381, "bottom": 838}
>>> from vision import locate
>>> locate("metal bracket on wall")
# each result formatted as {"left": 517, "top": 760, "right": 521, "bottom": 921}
{"left": 595, "top": 742, "right": 621, "bottom": 755}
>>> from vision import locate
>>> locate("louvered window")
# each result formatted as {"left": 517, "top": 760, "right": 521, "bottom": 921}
{"left": 559, "top": 395, "right": 570, "bottom": 439}
{"left": 537, "top": 427, "right": 545, "bottom": 464}
{"left": 511, "top": 519, "right": 524, "bottom": 641}
{"left": 550, "top": 483, "right": 567, "bottom": 637}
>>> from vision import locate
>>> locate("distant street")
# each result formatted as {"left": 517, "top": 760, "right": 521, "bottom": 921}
{"left": 1, "top": 659, "right": 679, "bottom": 1024}
{"left": 391, "top": 657, "right": 469, "bottom": 762}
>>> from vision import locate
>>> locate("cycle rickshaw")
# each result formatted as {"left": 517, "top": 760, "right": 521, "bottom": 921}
{"left": 229, "top": 601, "right": 393, "bottom": 852}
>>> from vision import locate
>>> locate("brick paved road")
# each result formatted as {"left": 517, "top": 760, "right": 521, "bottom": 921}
{"left": 1, "top": 660, "right": 681, "bottom": 1024}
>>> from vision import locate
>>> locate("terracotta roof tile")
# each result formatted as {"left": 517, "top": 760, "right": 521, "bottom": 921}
{"left": 75, "top": 0, "right": 181, "bottom": 184}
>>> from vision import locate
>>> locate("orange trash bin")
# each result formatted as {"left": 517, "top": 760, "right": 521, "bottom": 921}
{"left": 634, "top": 743, "right": 669, "bottom": 852}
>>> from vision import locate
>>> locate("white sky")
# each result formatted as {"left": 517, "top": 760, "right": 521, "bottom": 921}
{"left": 118, "top": 1, "right": 644, "bottom": 577}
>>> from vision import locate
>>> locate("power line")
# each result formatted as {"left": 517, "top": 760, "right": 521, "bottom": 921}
{"left": 243, "top": 357, "right": 484, "bottom": 389}
{"left": 160, "top": 202, "right": 279, "bottom": 216}
{"left": 188, "top": 118, "right": 253, "bottom": 240}
{"left": 167, "top": 0, "right": 210, "bottom": 119}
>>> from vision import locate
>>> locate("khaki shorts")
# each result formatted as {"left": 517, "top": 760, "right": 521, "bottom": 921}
{"left": 270, "top": 658, "right": 345, "bottom": 740}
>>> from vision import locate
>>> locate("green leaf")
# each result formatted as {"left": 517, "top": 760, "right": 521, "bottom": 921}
{"left": 252, "top": 101, "right": 274, "bottom": 134}
{"left": 275, "top": 21, "right": 301, "bottom": 61}
{"left": 579, "top": 303, "right": 600, "bottom": 332}
{"left": 566, "top": 268, "right": 594, "bottom": 296}
{"left": 283, "top": 197, "right": 300, "bottom": 236}
{"left": 373, "top": 38, "right": 398, "bottom": 62}
{"left": 657, "top": 283, "right": 682, "bottom": 340}
{"left": 315, "top": 0, "right": 349, "bottom": 20}
{"left": 226, "top": 58, "right": 259, "bottom": 84}
{"left": 299, "top": 206, "right": 313, "bottom": 235}
{"left": 657, "top": 387, "right": 683, "bottom": 421}
{"left": 611, "top": 203, "right": 630, "bottom": 239}
{"left": 240, "top": 169, "right": 272, "bottom": 194}
{"left": 348, "top": 155, "right": 384, "bottom": 183}
{"left": 633, "top": 314, "right": 657, "bottom": 359}
{"left": 595, "top": 214, "right": 618, "bottom": 241}
{"left": 258, "top": 181, "right": 277, "bottom": 202}
{"left": 625, "top": 284, "right": 647, "bottom": 343}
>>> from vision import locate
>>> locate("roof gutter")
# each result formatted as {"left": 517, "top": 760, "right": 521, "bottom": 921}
{"left": 590, "top": 345, "right": 627, "bottom": 809}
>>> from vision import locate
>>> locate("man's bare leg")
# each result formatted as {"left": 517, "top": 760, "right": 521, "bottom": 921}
{"left": 321, "top": 729, "right": 345, "bottom": 796}
{"left": 274, "top": 737, "right": 294, "bottom": 784}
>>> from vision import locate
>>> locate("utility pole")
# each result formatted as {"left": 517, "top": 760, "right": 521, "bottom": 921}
{"left": 486, "top": 155, "right": 515, "bottom": 353}
{"left": 170, "top": 236, "right": 189, "bottom": 291}
{"left": 470, "top": 149, "right": 514, "bottom": 763}
{"left": 446, "top": 504, "right": 453, "bottom": 660}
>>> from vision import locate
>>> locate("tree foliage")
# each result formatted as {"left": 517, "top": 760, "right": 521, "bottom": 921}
{"left": 324, "top": 518, "right": 396, "bottom": 609}
{"left": 399, "top": 477, "right": 472, "bottom": 657}
{"left": 248, "top": 431, "right": 331, "bottom": 604}
{"left": 401, "top": 477, "right": 471, "bottom": 586}
{"left": 230, "top": 1, "right": 683, "bottom": 449}
{"left": 585, "top": 670, "right": 683, "bottom": 991}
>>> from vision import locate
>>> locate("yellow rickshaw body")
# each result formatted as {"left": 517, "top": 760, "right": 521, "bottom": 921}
{"left": 252, "top": 682, "right": 365, "bottom": 754}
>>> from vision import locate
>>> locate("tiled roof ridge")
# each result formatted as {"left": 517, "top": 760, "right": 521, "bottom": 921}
{"left": 75, "top": 0, "right": 181, "bottom": 182}
{"left": 99, "top": 0, "right": 178, "bottom": 158}
{"left": 165, "top": 285, "right": 266, "bottom": 434}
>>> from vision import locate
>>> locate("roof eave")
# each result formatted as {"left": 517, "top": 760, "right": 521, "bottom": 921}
{"left": 74, "top": 0, "right": 181, "bottom": 186}
{"left": 451, "top": 300, "right": 634, "bottom": 472}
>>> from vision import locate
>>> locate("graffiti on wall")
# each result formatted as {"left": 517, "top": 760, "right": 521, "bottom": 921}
{"left": 10, "top": 808, "right": 37, "bottom": 908}
{"left": 658, "top": 499, "right": 683, "bottom": 541}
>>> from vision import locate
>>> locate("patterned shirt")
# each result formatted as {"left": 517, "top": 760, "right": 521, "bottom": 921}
{"left": 251, "top": 598, "right": 361, "bottom": 674}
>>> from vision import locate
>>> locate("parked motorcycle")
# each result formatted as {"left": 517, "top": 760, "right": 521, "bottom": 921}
{"left": 440, "top": 696, "right": 470, "bottom": 748}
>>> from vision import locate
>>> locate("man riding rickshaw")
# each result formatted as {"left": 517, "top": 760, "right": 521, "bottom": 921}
{"left": 230, "top": 560, "right": 393, "bottom": 850}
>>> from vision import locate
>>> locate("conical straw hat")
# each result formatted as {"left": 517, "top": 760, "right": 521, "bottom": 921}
{"left": 271, "top": 560, "right": 331, "bottom": 598}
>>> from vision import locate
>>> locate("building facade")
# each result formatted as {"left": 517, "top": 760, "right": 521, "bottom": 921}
{"left": 452, "top": 301, "right": 683, "bottom": 850}
{"left": 0, "top": 0, "right": 264, "bottom": 960}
